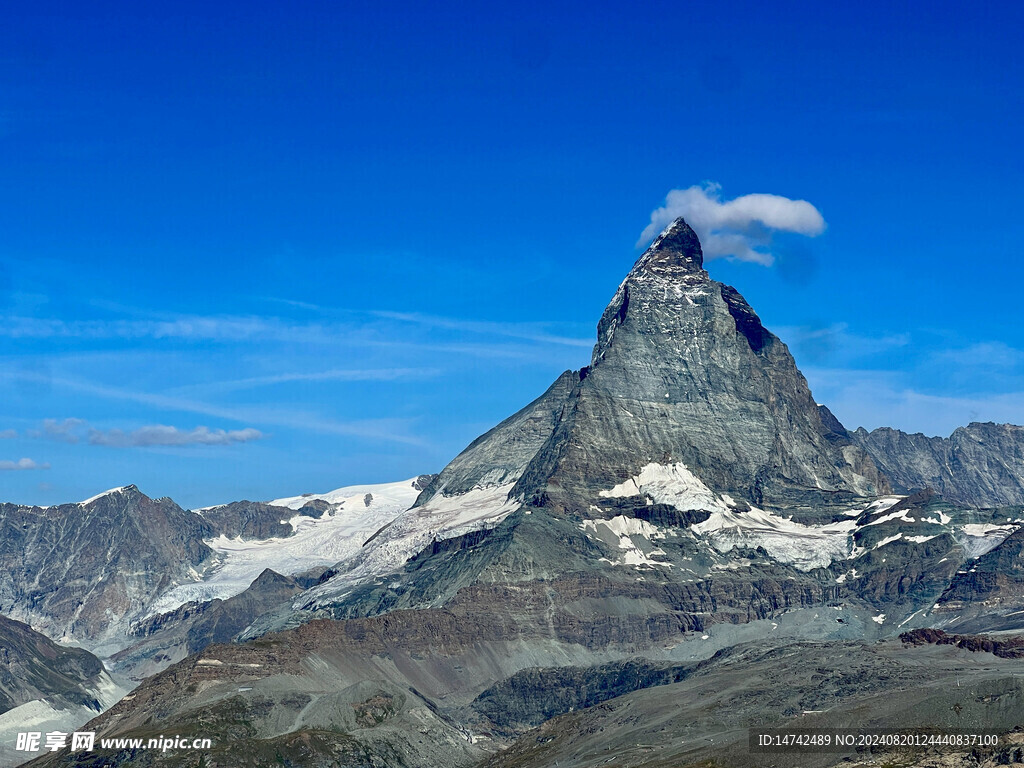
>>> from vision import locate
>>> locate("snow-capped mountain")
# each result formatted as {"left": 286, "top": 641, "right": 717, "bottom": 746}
{"left": 16, "top": 218, "right": 1024, "bottom": 768}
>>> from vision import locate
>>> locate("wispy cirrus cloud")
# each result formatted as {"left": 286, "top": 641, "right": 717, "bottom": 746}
{"left": 932, "top": 341, "right": 1024, "bottom": 370}
{"left": 0, "top": 309, "right": 594, "bottom": 355}
{"left": 639, "top": 182, "right": 826, "bottom": 265}
{"left": 0, "top": 315, "right": 334, "bottom": 342}
{"left": 804, "top": 365, "right": 1024, "bottom": 437}
{"left": 19, "top": 415, "right": 267, "bottom": 449}
{"left": 2, "top": 372, "right": 429, "bottom": 447}
{"left": 373, "top": 311, "right": 593, "bottom": 348}
{"left": 88, "top": 425, "right": 264, "bottom": 447}
{"left": 190, "top": 367, "right": 441, "bottom": 395}
{"left": 0, "top": 458, "right": 49, "bottom": 471}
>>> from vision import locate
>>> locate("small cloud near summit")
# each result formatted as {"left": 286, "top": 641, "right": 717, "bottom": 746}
{"left": 639, "top": 183, "right": 826, "bottom": 265}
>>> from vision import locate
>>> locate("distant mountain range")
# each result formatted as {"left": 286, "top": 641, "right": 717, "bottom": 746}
{"left": 8, "top": 218, "right": 1024, "bottom": 768}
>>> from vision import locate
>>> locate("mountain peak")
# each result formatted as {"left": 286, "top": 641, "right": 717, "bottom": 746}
{"left": 636, "top": 217, "right": 703, "bottom": 277}
{"left": 77, "top": 484, "right": 142, "bottom": 506}
{"left": 519, "top": 216, "right": 889, "bottom": 511}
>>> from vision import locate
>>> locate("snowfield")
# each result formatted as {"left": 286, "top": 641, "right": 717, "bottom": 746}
{"left": 958, "top": 523, "right": 1020, "bottom": 558}
{"left": 581, "top": 516, "right": 672, "bottom": 568}
{"left": 0, "top": 672, "right": 127, "bottom": 768}
{"left": 304, "top": 483, "right": 521, "bottom": 605}
{"left": 600, "top": 462, "right": 727, "bottom": 513}
{"left": 145, "top": 478, "right": 423, "bottom": 617}
{"left": 694, "top": 504, "right": 858, "bottom": 570}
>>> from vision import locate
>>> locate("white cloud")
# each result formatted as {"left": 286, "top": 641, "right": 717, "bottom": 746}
{"left": 934, "top": 341, "right": 1024, "bottom": 370}
{"left": 0, "top": 373, "right": 431, "bottom": 447}
{"left": 0, "top": 315, "right": 329, "bottom": 342}
{"left": 638, "top": 182, "right": 826, "bottom": 265}
{"left": 0, "top": 429, "right": 16, "bottom": 439}
{"left": 28, "top": 418, "right": 85, "bottom": 443}
{"left": 87, "top": 425, "right": 265, "bottom": 448}
{"left": 0, "top": 458, "right": 49, "bottom": 471}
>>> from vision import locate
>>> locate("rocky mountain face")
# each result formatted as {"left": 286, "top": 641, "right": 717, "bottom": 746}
{"left": 110, "top": 568, "right": 309, "bottom": 680}
{"left": 0, "top": 615, "right": 126, "bottom": 768}
{"left": 482, "top": 637, "right": 1024, "bottom": 768}
{"left": 931, "top": 524, "right": 1024, "bottom": 632}
{"left": 851, "top": 422, "right": 1024, "bottom": 506}
{"left": 511, "top": 218, "right": 889, "bottom": 514}
{"left": 0, "top": 486, "right": 216, "bottom": 648}
{"left": 196, "top": 500, "right": 318, "bottom": 540}
{"left": 279, "top": 218, "right": 896, "bottom": 626}
{"left": 18, "top": 218, "right": 1024, "bottom": 768}
{"left": 413, "top": 370, "right": 578, "bottom": 505}
{"left": 0, "top": 614, "right": 105, "bottom": 715}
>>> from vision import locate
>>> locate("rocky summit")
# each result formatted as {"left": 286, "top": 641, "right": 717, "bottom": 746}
{"left": 511, "top": 217, "right": 889, "bottom": 513}
{"left": 15, "top": 218, "right": 1024, "bottom": 768}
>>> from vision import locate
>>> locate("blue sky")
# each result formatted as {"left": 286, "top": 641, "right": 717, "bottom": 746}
{"left": 1, "top": 0, "right": 1022, "bottom": 507}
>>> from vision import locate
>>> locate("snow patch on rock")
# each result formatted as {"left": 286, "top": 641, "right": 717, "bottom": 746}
{"left": 0, "top": 671, "right": 128, "bottom": 768}
{"left": 581, "top": 516, "right": 671, "bottom": 568}
{"left": 958, "top": 523, "right": 1020, "bottom": 559}
{"left": 695, "top": 506, "right": 857, "bottom": 571}
{"left": 601, "top": 462, "right": 862, "bottom": 571}
{"left": 600, "top": 462, "right": 727, "bottom": 513}
{"left": 77, "top": 486, "right": 133, "bottom": 506}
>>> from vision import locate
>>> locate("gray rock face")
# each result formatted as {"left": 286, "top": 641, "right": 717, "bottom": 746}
{"left": 113, "top": 568, "right": 306, "bottom": 679}
{"left": 470, "top": 659, "right": 693, "bottom": 737}
{"left": 0, "top": 486, "right": 215, "bottom": 645}
{"left": 931, "top": 525, "right": 1024, "bottom": 632}
{"left": 0, "top": 614, "right": 106, "bottom": 715}
{"left": 513, "top": 218, "right": 888, "bottom": 512}
{"left": 482, "top": 638, "right": 1024, "bottom": 768}
{"left": 197, "top": 500, "right": 315, "bottom": 540}
{"left": 851, "top": 422, "right": 1024, "bottom": 507}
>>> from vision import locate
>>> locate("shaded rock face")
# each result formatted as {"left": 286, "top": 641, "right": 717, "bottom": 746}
{"left": 198, "top": 500, "right": 315, "bottom": 540}
{"left": 851, "top": 422, "right": 1024, "bottom": 507}
{"left": 932, "top": 526, "right": 1024, "bottom": 632}
{"left": 112, "top": 568, "right": 306, "bottom": 680}
{"left": 513, "top": 218, "right": 887, "bottom": 512}
{"left": 470, "top": 659, "right": 694, "bottom": 737}
{"left": 900, "top": 627, "right": 1024, "bottom": 658}
{"left": 0, "top": 614, "right": 105, "bottom": 714}
{"left": 183, "top": 569, "right": 304, "bottom": 654}
{"left": 0, "top": 486, "right": 215, "bottom": 644}
{"left": 481, "top": 639, "right": 1024, "bottom": 768}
